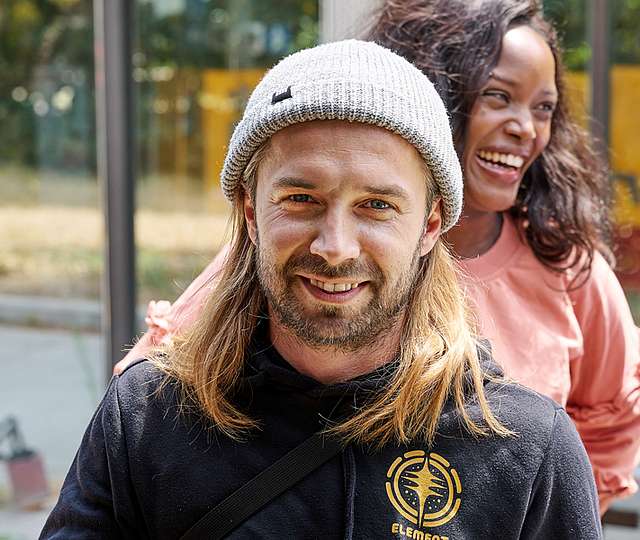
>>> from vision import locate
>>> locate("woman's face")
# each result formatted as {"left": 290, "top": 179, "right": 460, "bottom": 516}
{"left": 462, "top": 25, "right": 558, "bottom": 214}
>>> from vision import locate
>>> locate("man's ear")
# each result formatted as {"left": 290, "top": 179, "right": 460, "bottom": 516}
{"left": 244, "top": 191, "right": 258, "bottom": 246}
{"left": 419, "top": 198, "right": 443, "bottom": 256}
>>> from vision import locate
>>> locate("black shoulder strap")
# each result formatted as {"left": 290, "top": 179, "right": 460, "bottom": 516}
{"left": 180, "top": 432, "right": 343, "bottom": 540}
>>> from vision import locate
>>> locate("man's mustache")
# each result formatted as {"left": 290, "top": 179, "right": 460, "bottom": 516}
{"left": 282, "top": 253, "right": 383, "bottom": 282}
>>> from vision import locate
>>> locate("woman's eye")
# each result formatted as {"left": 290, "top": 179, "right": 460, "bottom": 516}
{"left": 536, "top": 102, "right": 556, "bottom": 114}
{"left": 364, "top": 199, "right": 391, "bottom": 210}
{"left": 288, "top": 194, "right": 313, "bottom": 203}
{"left": 482, "top": 90, "right": 509, "bottom": 103}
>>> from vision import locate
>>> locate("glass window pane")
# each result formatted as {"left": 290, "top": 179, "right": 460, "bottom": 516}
{"left": 545, "top": 0, "right": 640, "bottom": 321}
{"left": 543, "top": 0, "right": 591, "bottom": 125}
{"left": 0, "top": 1, "right": 103, "bottom": 535}
{"left": 132, "top": 0, "right": 318, "bottom": 307}
{"left": 609, "top": 0, "right": 640, "bottom": 317}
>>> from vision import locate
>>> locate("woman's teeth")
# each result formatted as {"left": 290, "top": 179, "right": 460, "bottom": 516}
{"left": 309, "top": 278, "right": 360, "bottom": 293}
{"left": 477, "top": 150, "right": 524, "bottom": 169}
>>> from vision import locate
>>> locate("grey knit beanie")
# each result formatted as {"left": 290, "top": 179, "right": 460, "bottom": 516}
{"left": 221, "top": 39, "right": 463, "bottom": 231}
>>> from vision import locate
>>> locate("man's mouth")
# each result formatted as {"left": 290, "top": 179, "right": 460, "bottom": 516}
{"left": 477, "top": 149, "right": 525, "bottom": 170}
{"left": 298, "top": 275, "right": 368, "bottom": 303}
{"left": 309, "top": 278, "right": 361, "bottom": 293}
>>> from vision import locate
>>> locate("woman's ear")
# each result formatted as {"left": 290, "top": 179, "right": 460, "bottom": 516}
{"left": 419, "top": 198, "right": 443, "bottom": 256}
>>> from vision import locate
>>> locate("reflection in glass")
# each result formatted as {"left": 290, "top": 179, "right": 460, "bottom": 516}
{"left": 132, "top": 1, "right": 318, "bottom": 305}
{"left": 0, "top": 1, "right": 98, "bottom": 298}
{"left": 545, "top": 0, "right": 640, "bottom": 317}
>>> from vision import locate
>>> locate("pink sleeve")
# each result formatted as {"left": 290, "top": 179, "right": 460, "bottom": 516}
{"left": 114, "top": 244, "right": 230, "bottom": 372}
{"left": 566, "top": 252, "right": 640, "bottom": 512}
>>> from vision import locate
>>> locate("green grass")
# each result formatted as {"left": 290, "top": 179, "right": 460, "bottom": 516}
{"left": 0, "top": 245, "right": 214, "bottom": 302}
{"left": 0, "top": 166, "right": 229, "bottom": 305}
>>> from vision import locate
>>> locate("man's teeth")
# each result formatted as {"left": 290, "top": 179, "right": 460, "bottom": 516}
{"left": 309, "top": 278, "right": 360, "bottom": 293}
{"left": 478, "top": 150, "right": 524, "bottom": 168}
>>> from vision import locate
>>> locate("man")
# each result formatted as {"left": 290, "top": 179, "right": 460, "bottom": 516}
{"left": 41, "top": 40, "right": 601, "bottom": 539}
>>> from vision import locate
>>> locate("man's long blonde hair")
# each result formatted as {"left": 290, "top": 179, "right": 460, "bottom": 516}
{"left": 154, "top": 142, "right": 512, "bottom": 447}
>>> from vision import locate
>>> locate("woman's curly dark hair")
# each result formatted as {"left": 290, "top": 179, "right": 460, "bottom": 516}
{"left": 368, "top": 0, "right": 612, "bottom": 281}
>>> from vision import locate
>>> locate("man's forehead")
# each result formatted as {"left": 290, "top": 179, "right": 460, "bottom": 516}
{"left": 251, "top": 122, "right": 431, "bottom": 202}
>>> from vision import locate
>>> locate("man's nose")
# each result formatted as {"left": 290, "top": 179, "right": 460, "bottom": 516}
{"left": 309, "top": 208, "right": 360, "bottom": 266}
{"left": 505, "top": 107, "right": 536, "bottom": 142}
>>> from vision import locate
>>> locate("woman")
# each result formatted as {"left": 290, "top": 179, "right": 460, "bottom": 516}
{"left": 118, "top": 0, "right": 640, "bottom": 513}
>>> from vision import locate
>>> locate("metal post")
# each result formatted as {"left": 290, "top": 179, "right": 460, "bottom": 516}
{"left": 588, "top": 0, "right": 610, "bottom": 161}
{"left": 93, "top": 0, "right": 136, "bottom": 382}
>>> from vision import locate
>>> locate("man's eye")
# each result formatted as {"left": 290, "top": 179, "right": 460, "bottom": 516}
{"left": 364, "top": 199, "right": 391, "bottom": 210}
{"left": 288, "top": 194, "right": 313, "bottom": 203}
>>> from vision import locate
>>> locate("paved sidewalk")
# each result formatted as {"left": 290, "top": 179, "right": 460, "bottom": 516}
{"left": 1, "top": 325, "right": 104, "bottom": 539}
{"left": 0, "top": 293, "right": 145, "bottom": 332}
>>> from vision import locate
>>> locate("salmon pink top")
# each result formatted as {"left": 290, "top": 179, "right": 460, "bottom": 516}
{"left": 459, "top": 215, "right": 640, "bottom": 512}
{"left": 120, "top": 215, "right": 640, "bottom": 511}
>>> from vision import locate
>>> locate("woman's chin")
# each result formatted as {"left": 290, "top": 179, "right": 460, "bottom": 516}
{"left": 462, "top": 192, "right": 519, "bottom": 215}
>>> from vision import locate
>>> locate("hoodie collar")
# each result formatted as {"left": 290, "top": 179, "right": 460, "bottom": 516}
{"left": 242, "top": 324, "right": 399, "bottom": 399}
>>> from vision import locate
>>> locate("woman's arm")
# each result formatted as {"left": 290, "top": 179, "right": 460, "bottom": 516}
{"left": 566, "top": 251, "right": 640, "bottom": 513}
{"left": 113, "top": 244, "right": 230, "bottom": 374}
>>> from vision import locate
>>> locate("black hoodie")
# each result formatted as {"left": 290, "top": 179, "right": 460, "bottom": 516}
{"left": 41, "top": 339, "right": 602, "bottom": 539}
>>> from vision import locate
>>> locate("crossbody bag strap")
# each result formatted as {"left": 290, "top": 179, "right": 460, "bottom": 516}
{"left": 180, "top": 432, "right": 343, "bottom": 540}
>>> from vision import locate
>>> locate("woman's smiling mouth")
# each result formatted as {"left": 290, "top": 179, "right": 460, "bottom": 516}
{"left": 477, "top": 149, "right": 525, "bottom": 169}
{"left": 474, "top": 149, "right": 526, "bottom": 184}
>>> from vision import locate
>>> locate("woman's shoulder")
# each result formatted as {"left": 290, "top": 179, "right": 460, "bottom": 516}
{"left": 458, "top": 214, "right": 532, "bottom": 281}
{"left": 565, "top": 249, "right": 625, "bottom": 302}
{"left": 460, "top": 215, "right": 568, "bottom": 293}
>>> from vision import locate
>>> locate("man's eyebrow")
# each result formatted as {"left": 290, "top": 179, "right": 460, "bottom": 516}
{"left": 271, "top": 177, "right": 411, "bottom": 199}
{"left": 272, "top": 177, "right": 316, "bottom": 190}
{"left": 363, "top": 185, "right": 411, "bottom": 200}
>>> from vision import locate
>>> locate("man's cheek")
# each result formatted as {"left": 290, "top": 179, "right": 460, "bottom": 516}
{"left": 265, "top": 223, "right": 313, "bottom": 255}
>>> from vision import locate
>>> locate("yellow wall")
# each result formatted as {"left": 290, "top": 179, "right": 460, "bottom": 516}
{"left": 610, "top": 66, "right": 640, "bottom": 227}
{"left": 564, "top": 70, "right": 590, "bottom": 126}
{"left": 567, "top": 67, "right": 640, "bottom": 227}
{"left": 200, "top": 69, "right": 266, "bottom": 191}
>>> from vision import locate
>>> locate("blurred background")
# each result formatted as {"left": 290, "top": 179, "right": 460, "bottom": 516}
{"left": 0, "top": 0, "right": 639, "bottom": 537}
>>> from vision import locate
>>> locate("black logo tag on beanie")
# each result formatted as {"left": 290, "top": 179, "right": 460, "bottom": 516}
{"left": 272, "top": 86, "right": 292, "bottom": 104}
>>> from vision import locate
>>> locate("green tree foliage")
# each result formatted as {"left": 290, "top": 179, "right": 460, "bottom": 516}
{"left": 543, "top": 0, "right": 589, "bottom": 70}
{"left": 132, "top": 0, "right": 318, "bottom": 179}
{"left": 0, "top": 0, "right": 318, "bottom": 171}
{"left": 134, "top": 0, "right": 318, "bottom": 69}
{"left": 0, "top": 0, "right": 94, "bottom": 168}
{"left": 612, "top": 0, "right": 640, "bottom": 64}
{"left": 544, "top": 0, "right": 640, "bottom": 70}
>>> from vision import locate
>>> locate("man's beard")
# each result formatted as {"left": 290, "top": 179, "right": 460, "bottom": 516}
{"left": 256, "top": 244, "right": 423, "bottom": 352}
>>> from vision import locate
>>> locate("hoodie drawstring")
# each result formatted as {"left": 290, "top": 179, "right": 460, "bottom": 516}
{"left": 342, "top": 445, "right": 356, "bottom": 540}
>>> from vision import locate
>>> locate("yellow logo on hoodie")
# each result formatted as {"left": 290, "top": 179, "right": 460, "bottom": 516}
{"left": 386, "top": 450, "right": 461, "bottom": 529}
